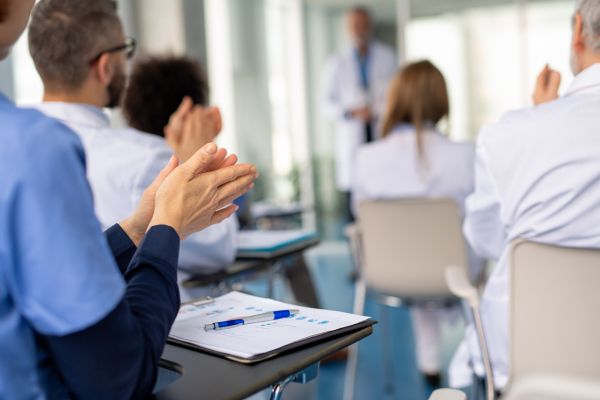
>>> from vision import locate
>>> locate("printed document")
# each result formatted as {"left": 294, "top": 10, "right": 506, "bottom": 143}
{"left": 170, "top": 291, "right": 369, "bottom": 359}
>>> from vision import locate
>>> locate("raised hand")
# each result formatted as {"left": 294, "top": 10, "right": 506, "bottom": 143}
{"left": 164, "top": 97, "right": 222, "bottom": 163}
{"left": 533, "top": 64, "right": 561, "bottom": 105}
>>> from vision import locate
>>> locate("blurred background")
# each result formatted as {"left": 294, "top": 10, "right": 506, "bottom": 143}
{"left": 0, "top": 1, "right": 577, "bottom": 398}
{"left": 2, "top": 0, "right": 575, "bottom": 242}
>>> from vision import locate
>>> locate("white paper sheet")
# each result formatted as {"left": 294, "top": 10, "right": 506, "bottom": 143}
{"left": 169, "top": 291, "right": 370, "bottom": 359}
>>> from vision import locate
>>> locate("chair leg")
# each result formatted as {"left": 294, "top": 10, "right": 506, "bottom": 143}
{"left": 343, "top": 278, "right": 367, "bottom": 400}
{"left": 380, "top": 303, "right": 395, "bottom": 396}
{"left": 472, "top": 307, "right": 495, "bottom": 400}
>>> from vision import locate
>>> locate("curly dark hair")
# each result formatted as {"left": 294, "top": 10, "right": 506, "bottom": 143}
{"left": 123, "top": 56, "right": 209, "bottom": 137}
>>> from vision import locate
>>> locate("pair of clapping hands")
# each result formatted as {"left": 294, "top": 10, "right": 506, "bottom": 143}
{"left": 119, "top": 142, "right": 257, "bottom": 246}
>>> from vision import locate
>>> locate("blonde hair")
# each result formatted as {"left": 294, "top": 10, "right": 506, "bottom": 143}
{"left": 381, "top": 60, "right": 449, "bottom": 160}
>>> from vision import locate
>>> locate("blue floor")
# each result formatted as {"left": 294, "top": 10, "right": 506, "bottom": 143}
{"left": 318, "top": 301, "right": 431, "bottom": 400}
{"left": 243, "top": 241, "right": 467, "bottom": 400}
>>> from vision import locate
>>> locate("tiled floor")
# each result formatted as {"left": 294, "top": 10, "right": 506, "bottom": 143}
{"left": 243, "top": 241, "right": 468, "bottom": 400}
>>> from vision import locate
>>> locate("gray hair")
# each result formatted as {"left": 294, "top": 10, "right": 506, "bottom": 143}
{"left": 574, "top": 0, "right": 600, "bottom": 53}
{"left": 28, "top": 0, "right": 123, "bottom": 91}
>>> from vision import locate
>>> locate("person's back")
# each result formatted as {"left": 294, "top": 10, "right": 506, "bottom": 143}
{"left": 468, "top": 80, "right": 600, "bottom": 253}
{"left": 0, "top": 1, "right": 257, "bottom": 397}
{"left": 121, "top": 56, "right": 237, "bottom": 276}
{"left": 27, "top": 7, "right": 237, "bottom": 295}
{"left": 352, "top": 61, "right": 477, "bottom": 385}
{"left": 354, "top": 125, "right": 474, "bottom": 213}
{"left": 453, "top": 1, "right": 600, "bottom": 389}
{"left": 457, "top": 63, "right": 600, "bottom": 388}
{"left": 352, "top": 61, "right": 475, "bottom": 216}
{"left": 0, "top": 93, "right": 119, "bottom": 399}
{"left": 30, "top": 103, "right": 167, "bottom": 226}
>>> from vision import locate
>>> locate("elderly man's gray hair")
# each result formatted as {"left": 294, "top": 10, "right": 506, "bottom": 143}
{"left": 574, "top": 0, "right": 600, "bottom": 53}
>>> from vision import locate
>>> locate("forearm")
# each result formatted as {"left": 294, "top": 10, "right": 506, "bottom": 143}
{"left": 44, "top": 226, "right": 180, "bottom": 400}
{"left": 104, "top": 224, "right": 137, "bottom": 275}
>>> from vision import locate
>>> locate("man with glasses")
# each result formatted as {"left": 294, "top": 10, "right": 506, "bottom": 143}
{"left": 0, "top": 0, "right": 257, "bottom": 398}
{"left": 28, "top": 0, "right": 240, "bottom": 302}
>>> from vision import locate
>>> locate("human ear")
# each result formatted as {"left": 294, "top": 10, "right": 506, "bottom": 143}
{"left": 572, "top": 13, "right": 585, "bottom": 54}
{"left": 95, "top": 53, "right": 114, "bottom": 86}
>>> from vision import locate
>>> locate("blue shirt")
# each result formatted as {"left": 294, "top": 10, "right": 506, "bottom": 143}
{"left": 0, "top": 93, "right": 125, "bottom": 399}
{"left": 354, "top": 44, "right": 372, "bottom": 89}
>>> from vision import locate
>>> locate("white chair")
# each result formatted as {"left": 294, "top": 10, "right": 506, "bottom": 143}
{"left": 443, "top": 239, "right": 600, "bottom": 400}
{"left": 502, "top": 373, "right": 600, "bottom": 400}
{"left": 432, "top": 374, "right": 600, "bottom": 400}
{"left": 430, "top": 388, "right": 467, "bottom": 400}
{"left": 344, "top": 198, "right": 470, "bottom": 400}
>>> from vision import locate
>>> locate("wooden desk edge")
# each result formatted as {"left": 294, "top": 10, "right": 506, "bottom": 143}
{"left": 224, "top": 325, "right": 374, "bottom": 400}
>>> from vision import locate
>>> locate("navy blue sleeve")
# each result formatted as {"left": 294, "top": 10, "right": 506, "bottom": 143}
{"left": 104, "top": 224, "right": 137, "bottom": 275}
{"left": 43, "top": 225, "right": 181, "bottom": 400}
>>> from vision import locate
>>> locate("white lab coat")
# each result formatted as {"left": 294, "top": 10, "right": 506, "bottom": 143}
{"left": 352, "top": 124, "right": 480, "bottom": 373}
{"left": 31, "top": 103, "right": 238, "bottom": 296}
{"left": 321, "top": 41, "right": 397, "bottom": 191}
{"left": 450, "top": 63, "right": 600, "bottom": 389}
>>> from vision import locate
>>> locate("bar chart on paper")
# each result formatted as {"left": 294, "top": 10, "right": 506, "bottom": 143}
{"left": 169, "top": 291, "right": 372, "bottom": 361}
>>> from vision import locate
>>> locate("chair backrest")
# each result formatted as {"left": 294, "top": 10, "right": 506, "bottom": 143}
{"left": 510, "top": 239, "right": 600, "bottom": 383}
{"left": 359, "top": 198, "right": 467, "bottom": 298}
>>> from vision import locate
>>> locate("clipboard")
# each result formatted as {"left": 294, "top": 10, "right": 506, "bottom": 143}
{"left": 167, "top": 319, "right": 377, "bottom": 364}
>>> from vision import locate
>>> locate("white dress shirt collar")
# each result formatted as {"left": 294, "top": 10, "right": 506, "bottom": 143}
{"left": 563, "top": 62, "right": 600, "bottom": 97}
{"left": 388, "top": 121, "right": 438, "bottom": 136}
{"left": 33, "top": 102, "right": 110, "bottom": 129}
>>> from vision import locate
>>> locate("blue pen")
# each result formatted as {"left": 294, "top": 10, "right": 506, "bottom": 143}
{"left": 204, "top": 309, "right": 300, "bottom": 331}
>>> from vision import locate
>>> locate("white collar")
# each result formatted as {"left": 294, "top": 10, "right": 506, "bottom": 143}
{"left": 389, "top": 122, "right": 438, "bottom": 136}
{"left": 30, "top": 102, "right": 110, "bottom": 129}
{"left": 563, "top": 63, "right": 600, "bottom": 97}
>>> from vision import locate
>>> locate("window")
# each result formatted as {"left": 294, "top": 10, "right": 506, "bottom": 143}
{"left": 406, "top": 1, "right": 575, "bottom": 140}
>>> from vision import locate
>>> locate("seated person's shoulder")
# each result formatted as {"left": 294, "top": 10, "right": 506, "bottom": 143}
{"left": 1, "top": 104, "right": 83, "bottom": 161}
{"left": 445, "top": 138, "right": 475, "bottom": 156}
{"left": 476, "top": 106, "right": 539, "bottom": 147}
{"left": 358, "top": 138, "right": 388, "bottom": 157}
{"left": 355, "top": 139, "right": 396, "bottom": 173}
{"left": 112, "top": 126, "right": 171, "bottom": 153}
{"left": 111, "top": 127, "right": 174, "bottom": 176}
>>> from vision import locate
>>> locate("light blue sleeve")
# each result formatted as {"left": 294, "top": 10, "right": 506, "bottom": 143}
{"left": 3, "top": 113, "right": 125, "bottom": 336}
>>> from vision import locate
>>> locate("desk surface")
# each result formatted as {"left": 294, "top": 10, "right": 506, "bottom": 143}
{"left": 183, "top": 236, "right": 320, "bottom": 288}
{"left": 236, "top": 236, "right": 320, "bottom": 260}
{"left": 155, "top": 325, "right": 373, "bottom": 400}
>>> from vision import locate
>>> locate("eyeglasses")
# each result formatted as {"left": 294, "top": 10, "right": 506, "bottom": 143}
{"left": 89, "top": 37, "right": 136, "bottom": 66}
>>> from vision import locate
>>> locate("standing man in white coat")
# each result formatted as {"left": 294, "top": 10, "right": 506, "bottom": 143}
{"left": 320, "top": 6, "right": 397, "bottom": 219}
{"left": 26, "top": 0, "right": 238, "bottom": 302}
{"left": 450, "top": 0, "right": 600, "bottom": 391}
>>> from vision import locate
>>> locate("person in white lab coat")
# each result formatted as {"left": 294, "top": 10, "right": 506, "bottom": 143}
{"left": 352, "top": 61, "right": 480, "bottom": 386}
{"left": 449, "top": 0, "right": 600, "bottom": 390}
{"left": 320, "top": 6, "right": 397, "bottom": 217}
{"left": 27, "top": 0, "right": 238, "bottom": 302}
